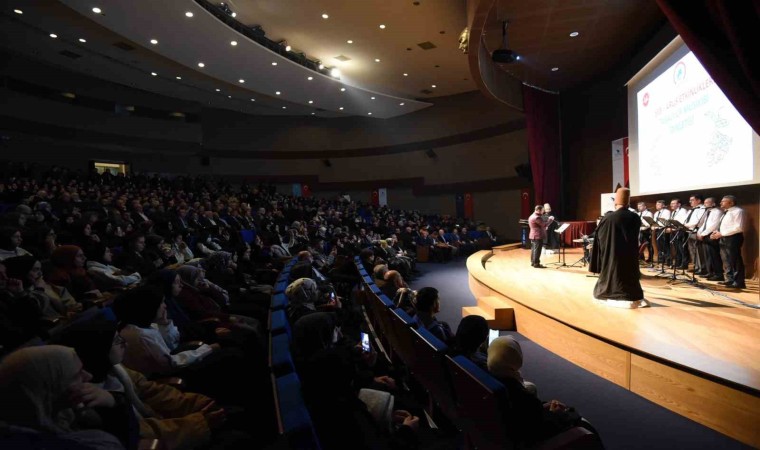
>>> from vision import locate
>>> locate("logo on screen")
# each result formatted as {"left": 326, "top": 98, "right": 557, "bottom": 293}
{"left": 642, "top": 92, "right": 649, "bottom": 107}
{"left": 673, "top": 61, "right": 686, "bottom": 85}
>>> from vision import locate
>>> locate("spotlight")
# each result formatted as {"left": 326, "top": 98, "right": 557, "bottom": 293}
{"left": 285, "top": 45, "right": 292, "bottom": 52}
{"left": 92, "top": 7, "right": 102, "bottom": 14}
{"left": 230, "top": 40, "right": 238, "bottom": 46}
{"left": 330, "top": 68, "right": 341, "bottom": 78}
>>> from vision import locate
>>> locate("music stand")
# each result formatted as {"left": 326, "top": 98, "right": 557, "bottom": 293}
{"left": 569, "top": 236, "right": 592, "bottom": 267}
{"left": 651, "top": 218, "right": 672, "bottom": 277}
{"left": 640, "top": 216, "right": 658, "bottom": 268}
{"left": 549, "top": 223, "right": 571, "bottom": 268}
{"left": 665, "top": 219, "right": 692, "bottom": 284}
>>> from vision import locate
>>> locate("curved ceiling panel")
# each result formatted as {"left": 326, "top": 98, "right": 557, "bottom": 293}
{"left": 57, "top": 0, "right": 432, "bottom": 118}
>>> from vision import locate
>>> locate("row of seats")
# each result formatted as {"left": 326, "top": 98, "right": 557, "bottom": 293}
{"left": 354, "top": 256, "right": 599, "bottom": 450}
{"left": 266, "top": 258, "right": 322, "bottom": 450}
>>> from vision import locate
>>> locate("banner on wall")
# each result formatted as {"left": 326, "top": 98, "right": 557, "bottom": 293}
{"left": 371, "top": 189, "right": 379, "bottom": 207}
{"left": 600, "top": 193, "right": 616, "bottom": 217}
{"left": 611, "top": 137, "right": 629, "bottom": 190}
{"left": 520, "top": 188, "right": 531, "bottom": 219}
{"left": 292, "top": 183, "right": 302, "bottom": 197}
{"left": 377, "top": 188, "right": 387, "bottom": 207}
{"left": 464, "top": 193, "right": 474, "bottom": 219}
{"left": 302, "top": 184, "right": 312, "bottom": 198}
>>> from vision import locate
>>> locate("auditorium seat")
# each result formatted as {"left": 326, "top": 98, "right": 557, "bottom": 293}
{"left": 269, "top": 308, "right": 290, "bottom": 338}
{"left": 409, "top": 327, "right": 457, "bottom": 419}
{"left": 386, "top": 308, "right": 419, "bottom": 367}
{"left": 271, "top": 292, "right": 288, "bottom": 311}
{"left": 269, "top": 332, "right": 294, "bottom": 377}
{"left": 273, "top": 372, "right": 322, "bottom": 450}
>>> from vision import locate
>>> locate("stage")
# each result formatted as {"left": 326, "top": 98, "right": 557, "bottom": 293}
{"left": 466, "top": 247, "right": 760, "bottom": 447}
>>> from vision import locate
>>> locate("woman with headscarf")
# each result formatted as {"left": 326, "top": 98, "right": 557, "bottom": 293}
{"left": 487, "top": 336, "right": 592, "bottom": 445}
{"left": 453, "top": 315, "right": 490, "bottom": 371}
{"left": 85, "top": 242, "right": 142, "bottom": 291}
{"left": 3, "top": 254, "right": 76, "bottom": 319}
{"left": 0, "top": 226, "right": 33, "bottom": 261}
{"left": 143, "top": 234, "right": 176, "bottom": 270}
{"left": 48, "top": 245, "right": 102, "bottom": 302}
{"left": 0, "top": 345, "right": 133, "bottom": 450}
{"left": 56, "top": 317, "right": 249, "bottom": 450}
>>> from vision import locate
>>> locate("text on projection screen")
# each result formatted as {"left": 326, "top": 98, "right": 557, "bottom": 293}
{"left": 636, "top": 51, "right": 753, "bottom": 194}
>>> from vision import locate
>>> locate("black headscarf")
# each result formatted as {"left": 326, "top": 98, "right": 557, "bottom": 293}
{"left": 112, "top": 285, "right": 163, "bottom": 329}
{"left": 3, "top": 255, "right": 38, "bottom": 289}
{"left": 291, "top": 312, "right": 337, "bottom": 363}
{"left": 0, "top": 227, "right": 21, "bottom": 251}
{"left": 53, "top": 317, "right": 118, "bottom": 383}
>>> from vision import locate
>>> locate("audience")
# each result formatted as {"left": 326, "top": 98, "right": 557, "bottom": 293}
{"left": 413, "top": 287, "right": 454, "bottom": 344}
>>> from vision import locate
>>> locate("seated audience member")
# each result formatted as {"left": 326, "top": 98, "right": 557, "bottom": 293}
{"left": 48, "top": 245, "right": 103, "bottom": 302}
{"left": 0, "top": 345, "right": 136, "bottom": 450}
{"left": 0, "top": 261, "right": 44, "bottom": 352}
{"left": 284, "top": 277, "right": 340, "bottom": 325}
{"left": 289, "top": 250, "right": 319, "bottom": 282}
{"left": 0, "top": 227, "right": 32, "bottom": 261}
{"left": 57, "top": 317, "right": 253, "bottom": 450}
{"left": 453, "top": 315, "right": 490, "bottom": 371}
{"left": 170, "top": 231, "right": 195, "bottom": 265}
{"left": 144, "top": 234, "right": 176, "bottom": 270}
{"left": 414, "top": 287, "right": 454, "bottom": 344}
{"left": 85, "top": 243, "right": 142, "bottom": 291}
{"left": 487, "top": 336, "right": 595, "bottom": 446}
{"left": 379, "top": 270, "right": 407, "bottom": 300}
{"left": 3, "top": 255, "right": 76, "bottom": 319}
{"left": 292, "top": 313, "right": 420, "bottom": 450}
{"left": 393, "top": 287, "right": 417, "bottom": 317}
{"left": 114, "top": 234, "right": 157, "bottom": 277}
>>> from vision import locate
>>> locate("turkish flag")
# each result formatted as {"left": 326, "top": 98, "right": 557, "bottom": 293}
{"left": 371, "top": 190, "right": 379, "bottom": 207}
{"left": 520, "top": 188, "right": 531, "bottom": 218}
{"left": 464, "top": 193, "right": 474, "bottom": 219}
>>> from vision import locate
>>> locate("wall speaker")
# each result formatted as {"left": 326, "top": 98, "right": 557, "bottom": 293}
{"left": 200, "top": 156, "right": 210, "bottom": 166}
{"left": 425, "top": 149, "right": 437, "bottom": 159}
{"left": 322, "top": 159, "right": 332, "bottom": 167}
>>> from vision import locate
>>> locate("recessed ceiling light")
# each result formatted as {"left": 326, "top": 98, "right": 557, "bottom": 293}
{"left": 271, "top": 62, "right": 277, "bottom": 66}
{"left": 368, "top": 112, "right": 372, "bottom": 115}
{"left": 403, "top": 73, "right": 408, "bottom": 77}
{"left": 551, "top": 67, "right": 559, "bottom": 72}
{"left": 13, "top": 9, "right": 23, "bottom": 14}
{"left": 239, "top": 79, "right": 245, "bottom": 83}
{"left": 308, "top": 100, "right": 314, "bottom": 104}
{"left": 49, "top": 33, "right": 57, "bottom": 39}
{"left": 151, "top": 72, "right": 157, "bottom": 76}
{"left": 231, "top": 12, "right": 236, "bottom": 18}
{"left": 78, "top": 38, "right": 87, "bottom": 43}
{"left": 339, "top": 107, "right": 344, "bottom": 110}
{"left": 431, "top": 84, "right": 436, "bottom": 88}
{"left": 176, "top": 76, "right": 182, "bottom": 80}
{"left": 250, "top": 98, "right": 255, "bottom": 101}
{"left": 375, "top": 58, "right": 380, "bottom": 63}
{"left": 331, "top": 68, "right": 341, "bottom": 78}
{"left": 228, "top": 95, "right": 232, "bottom": 98}
{"left": 197, "top": 62, "right": 205, "bottom": 68}
{"left": 318, "top": 63, "right": 325, "bottom": 70}
{"left": 185, "top": 11, "right": 194, "bottom": 17}
{"left": 347, "top": 40, "right": 353, "bottom": 44}
{"left": 215, "top": 88, "right": 221, "bottom": 92}
{"left": 282, "top": 106, "right": 287, "bottom": 109}
{"left": 311, "top": 112, "right": 315, "bottom": 115}
{"left": 285, "top": 45, "right": 292, "bottom": 52}
{"left": 321, "top": 13, "right": 329, "bottom": 19}
{"left": 92, "top": 7, "right": 102, "bottom": 14}
{"left": 275, "top": 91, "right": 281, "bottom": 95}
{"left": 150, "top": 39, "right": 158, "bottom": 45}
{"left": 379, "top": 24, "right": 386, "bottom": 29}
{"left": 399, "top": 102, "right": 405, "bottom": 106}
{"left": 230, "top": 40, "right": 238, "bottom": 46}
{"left": 569, "top": 31, "right": 579, "bottom": 37}
{"left": 340, "top": 88, "right": 346, "bottom": 92}
{"left": 307, "top": 76, "right": 313, "bottom": 81}
{"left": 371, "top": 97, "right": 375, "bottom": 100}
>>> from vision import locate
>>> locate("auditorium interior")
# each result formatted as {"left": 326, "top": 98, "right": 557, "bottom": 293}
{"left": 0, "top": 1, "right": 758, "bottom": 449}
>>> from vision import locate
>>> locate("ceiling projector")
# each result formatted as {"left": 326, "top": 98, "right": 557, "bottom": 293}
{"left": 492, "top": 48, "right": 519, "bottom": 63}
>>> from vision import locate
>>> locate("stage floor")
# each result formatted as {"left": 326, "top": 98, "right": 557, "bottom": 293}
{"left": 479, "top": 247, "right": 760, "bottom": 392}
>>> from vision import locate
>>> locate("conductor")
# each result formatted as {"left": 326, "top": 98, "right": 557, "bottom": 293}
{"left": 589, "top": 188, "right": 647, "bottom": 308}
{"left": 529, "top": 204, "right": 553, "bottom": 268}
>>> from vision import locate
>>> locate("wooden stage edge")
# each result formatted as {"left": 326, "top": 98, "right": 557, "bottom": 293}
{"left": 465, "top": 249, "right": 760, "bottom": 448}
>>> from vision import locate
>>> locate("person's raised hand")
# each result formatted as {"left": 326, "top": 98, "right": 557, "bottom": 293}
{"left": 402, "top": 415, "right": 420, "bottom": 431}
{"left": 201, "top": 401, "right": 226, "bottom": 430}
{"left": 69, "top": 383, "right": 116, "bottom": 409}
{"left": 374, "top": 375, "right": 396, "bottom": 391}
{"left": 392, "top": 410, "right": 411, "bottom": 424}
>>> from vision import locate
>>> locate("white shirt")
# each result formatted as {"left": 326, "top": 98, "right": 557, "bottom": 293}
{"left": 120, "top": 322, "right": 213, "bottom": 377}
{"left": 86, "top": 261, "right": 142, "bottom": 289}
{"left": 684, "top": 205, "right": 705, "bottom": 229}
{"left": 638, "top": 209, "right": 653, "bottom": 229}
{"left": 698, "top": 208, "right": 722, "bottom": 236}
{"left": 718, "top": 206, "right": 744, "bottom": 237}
{"left": 671, "top": 208, "right": 690, "bottom": 224}
{"left": 653, "top": 208, "right": 671, "bottom": 226}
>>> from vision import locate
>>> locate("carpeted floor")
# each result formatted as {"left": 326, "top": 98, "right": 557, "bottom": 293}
{"left": 409, "top": 258, "right": 752, "bottom": 450}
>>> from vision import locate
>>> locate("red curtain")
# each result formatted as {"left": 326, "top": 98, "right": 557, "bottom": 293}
{"left": 656, "top": 0, "right": 760, "bottom": 133}
{"left": 523, "top": 86, "right": 561, "bottom": 210}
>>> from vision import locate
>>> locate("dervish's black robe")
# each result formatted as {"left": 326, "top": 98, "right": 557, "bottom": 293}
{"left": 589, "top": 208, "right": 644, "bottom": 301}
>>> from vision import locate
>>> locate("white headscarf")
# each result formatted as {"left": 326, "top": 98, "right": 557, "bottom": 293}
{"left": 0, "top": 345, "right": 81, "bottom": 432}
{"left": 487, "top": 336, "right": 525, "bottom": 385}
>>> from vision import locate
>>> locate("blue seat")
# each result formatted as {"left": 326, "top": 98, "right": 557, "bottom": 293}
{"left": 410, "top": 328, "right": 456, "bottom": 418}
{"left": 369, "top": 284, "right": 382, "bottom": 295}
{"left": 274, "top": 372, "right": 322, "bottom": 449}
{"left": 274, "top": 280, "right": 289, "bottom": 294}
{"left": 240, "top": 229, "right": 256, "bottom": 244}
{"left": 377, "top": 293, "right": 394, "bottom": 308}
{"left": 362, "top": 275, "right": 373, "bottom": 284}
{"left": 269, "top": 309, "right": 290, "bottom": 337}
{"left": 271, "top": 293, "right": 288, "bottom": 311}
{"left": 270, "top": 332, "right": 294, "bottom": 376}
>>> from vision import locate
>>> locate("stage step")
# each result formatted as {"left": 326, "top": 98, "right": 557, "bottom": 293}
{"left": 477, "top": 296, "right": 516, "bottom": 331}
{"left": 462, "top": 306, "right": 494, "bottom": 322}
